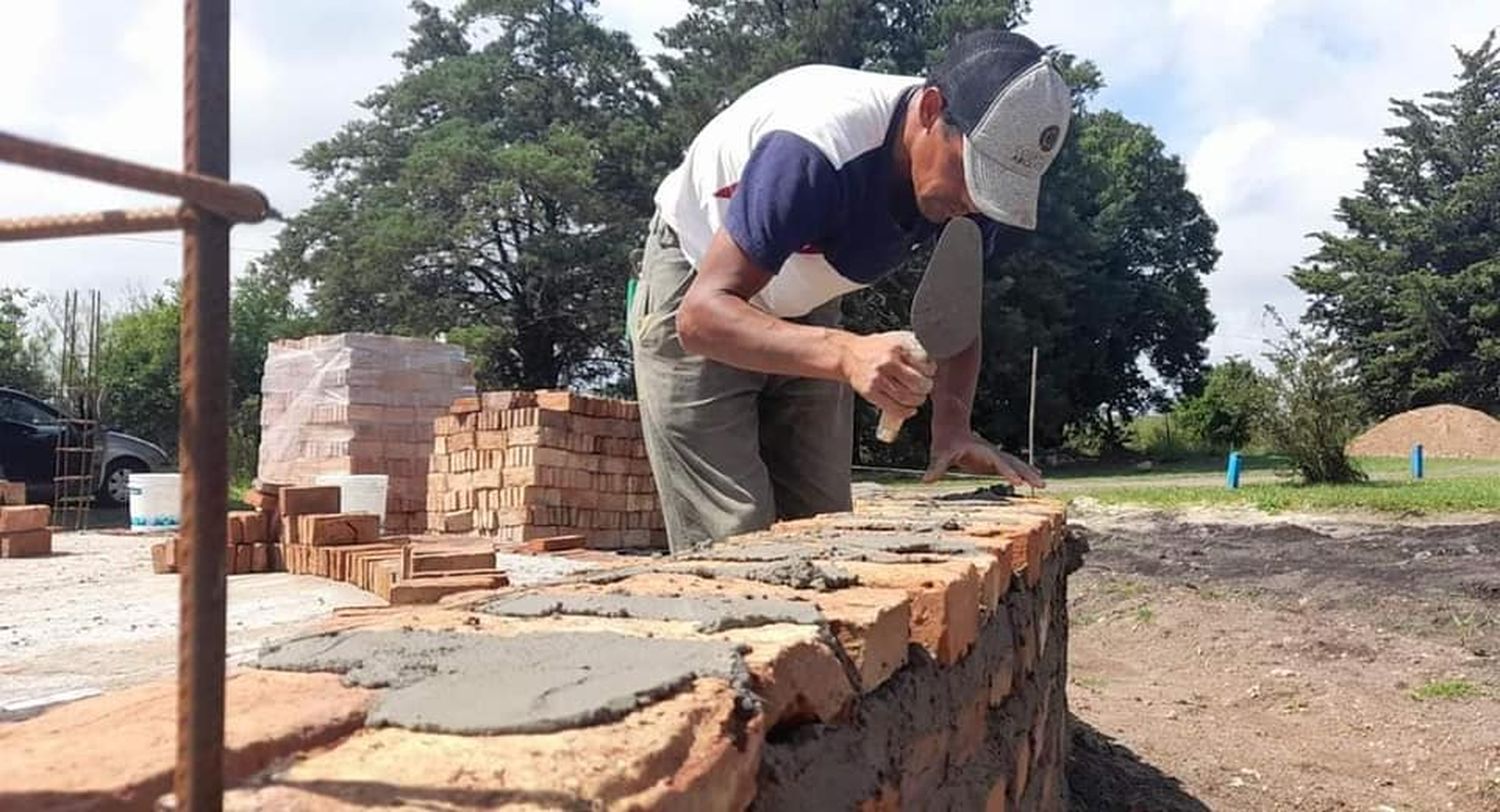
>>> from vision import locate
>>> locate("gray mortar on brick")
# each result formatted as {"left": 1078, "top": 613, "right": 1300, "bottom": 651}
{"left": 478, "top": 591, "right": 823, "bottom": 633}
{"left": 668, "top": 559, "right": 859, "bottom": 591}
{"left": 254, "top": 629, "right": 759, "bottom": 736}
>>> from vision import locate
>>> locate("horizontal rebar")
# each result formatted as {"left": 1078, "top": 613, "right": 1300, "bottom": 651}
{"left": 0, "top": 206, "right": 186, "bottom": 242}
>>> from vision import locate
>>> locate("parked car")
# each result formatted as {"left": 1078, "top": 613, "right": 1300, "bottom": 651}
{"left": 0, "top": 386, "right": 173, "bottom": 507}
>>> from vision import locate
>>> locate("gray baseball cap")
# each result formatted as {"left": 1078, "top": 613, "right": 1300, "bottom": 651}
{"left": 929, "top": 31, "right": 1073, "bottom": 230}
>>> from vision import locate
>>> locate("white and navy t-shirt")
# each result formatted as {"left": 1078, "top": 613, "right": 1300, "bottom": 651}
{"left": 653, "top": 64, "right": 1003, "bottom": 319}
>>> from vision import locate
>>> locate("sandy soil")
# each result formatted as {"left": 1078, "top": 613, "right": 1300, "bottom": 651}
{"left": 0, "top": 531, "right": 386, "bottom": 713}
{"left": 1064, "top": 500, "right": 1500, "bottom": 811}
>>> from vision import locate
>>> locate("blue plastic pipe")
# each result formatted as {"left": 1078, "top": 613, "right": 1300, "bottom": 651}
{"left": 1226, "top": 451, "right": 1242, "bottom": 489}
{"left": 1411, "top": 443, "right": 1424, "bottom": 480}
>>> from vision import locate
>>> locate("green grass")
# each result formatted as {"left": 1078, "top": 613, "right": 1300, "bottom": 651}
{"left": 1073, "top": 476, "right": 1500, "bottom": 514}
{"left": 859, "top": 453, "right": 1500, "bottom": 514}
{"left": 1410, "top": 678, "right": 1484, "bottom": 701}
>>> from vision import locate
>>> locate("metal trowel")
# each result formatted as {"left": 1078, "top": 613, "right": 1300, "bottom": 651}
{"left": 876, "top": 216, "right": 983, "bottom": 443}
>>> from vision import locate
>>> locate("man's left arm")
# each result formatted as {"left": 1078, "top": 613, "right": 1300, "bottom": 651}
{"left": 921, "top": 217, "right": 1046, "bottom": 487}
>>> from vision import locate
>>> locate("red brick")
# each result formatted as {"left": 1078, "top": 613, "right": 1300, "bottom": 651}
{"left": 0, "top": 505, "right": 49, "bottom": 533}
{"left": 535, "top": 389, "right": 576, "bottom": 412}
{"left": 387, "top": 572, "right": 508, "bottom": 605}
{"left": 252, "top": 543, "right": 271, "bottom": 573}
{"left": 952, "top": 690, "right": 989, "bottom": 766}
{"left": 243, "top": 487, "right": 278, "bottom": 512}
{"left": 1, "top": 529, "right": 51, "bottom": 558}
{"left": 149, "top": 539, "right": 178, "bottom": 573}
{"left": 838, "top": 558, "right": 984, "bottom": 666}
{"left": 449, "top": 395, "right": 480, "bottom": 415}
{"left": 299, "top": 513, "right": 380, "bottom": 547}
{"left": 234, "top": 544, "right": 254, "bottom": 575}
{"left": 0, "top": 481, "right": 26, "bottom": 506}
{"left": 279, "top": 486, "right": 341, "bottom": 517}
{"left": 521, "top": 534, "right": 586, "bottom": 553}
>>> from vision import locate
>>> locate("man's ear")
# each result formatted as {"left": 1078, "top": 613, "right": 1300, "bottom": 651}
{"left": 916, "top": 86, "right": 946, "bottom": 131}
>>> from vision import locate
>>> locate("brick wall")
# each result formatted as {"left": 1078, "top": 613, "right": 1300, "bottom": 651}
{"left": 0, "top": 493, "right": 1078, "bottom": 811}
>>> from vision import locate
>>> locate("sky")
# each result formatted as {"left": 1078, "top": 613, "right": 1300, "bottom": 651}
{"left": 1, "top": 1, "right": 1493, "bottom": 364}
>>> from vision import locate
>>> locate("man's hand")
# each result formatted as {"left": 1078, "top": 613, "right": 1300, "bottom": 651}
{"left": 924, "top": 430, "right": 1046, "bottom": 488}
{"left": 839, "top": 331, "right": 937, "bottom": 422}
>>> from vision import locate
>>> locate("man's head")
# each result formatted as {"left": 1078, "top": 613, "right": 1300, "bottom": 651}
{"left": 904, "top": 30, "right": 1073, "bottom": 228}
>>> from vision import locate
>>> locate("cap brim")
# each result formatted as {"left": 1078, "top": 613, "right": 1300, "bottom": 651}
{"left": 963, "top": 139, "right": 1040, "bottom": 231}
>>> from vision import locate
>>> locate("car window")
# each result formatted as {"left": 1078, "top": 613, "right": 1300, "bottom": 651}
{"left": 0, "top": 396, "right": 56, "bottom": 426}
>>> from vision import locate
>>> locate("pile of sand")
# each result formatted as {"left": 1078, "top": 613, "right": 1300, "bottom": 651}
{"left": 1347, "top": 404, "right": 1500, "bottom": 458}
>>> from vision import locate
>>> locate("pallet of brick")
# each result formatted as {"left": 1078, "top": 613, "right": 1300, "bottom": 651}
{"left": 426, "top": 390, "right": 667, "bottom": 550}
{"left": 257, "top": 333, "right": 476, "bottom": 534}
{"left": 1, "top": 505, "right": 52, "bottom": 558}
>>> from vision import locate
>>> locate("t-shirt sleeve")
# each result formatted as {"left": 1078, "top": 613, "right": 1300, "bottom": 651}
{"left": 969, "top": 214, "right": 1026, "bottom": 260}
{"left": 722, "top": 131, "right": 842, "bottom": 274}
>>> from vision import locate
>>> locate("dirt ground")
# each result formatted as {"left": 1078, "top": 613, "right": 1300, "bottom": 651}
{"left": 1063, "top": 499, "right": 1500, "bottom": 811}
{"left": 0, "top": 530, "right": 385, "bottom": 715}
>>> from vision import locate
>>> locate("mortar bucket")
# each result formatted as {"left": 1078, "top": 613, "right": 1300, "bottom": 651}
{"left": 127, "top": 473, "right": 181, "bottom": 532}
{"left": 315, "top": 474, "right": 389, "bottom": 530}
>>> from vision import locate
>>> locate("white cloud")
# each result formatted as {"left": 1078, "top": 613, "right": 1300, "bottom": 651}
{"left": 2, "top": 0, "right": 1493, "bottom": 371}
{"left": 1024, "top": 0, "right": 1495, "bottom": 365}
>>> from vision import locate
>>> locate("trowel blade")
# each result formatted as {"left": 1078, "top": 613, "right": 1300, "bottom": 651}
{"left": 911, "top": 217, "right": 983, "bottom": 360}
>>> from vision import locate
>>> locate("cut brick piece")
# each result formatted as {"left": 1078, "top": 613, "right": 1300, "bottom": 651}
{"left": 521, "top": 534, "right": 586, "bottom": 553}
{"left": 234, "top": 544, "right": 253, "bottom": 575}
{"left": 0, "top": 505, "right": 49, "bottom": 533}
{"left": 837, "top": 558, "right": 984, "bottom": 666}
{"left": 1, "top": 528, "right": 51, "bottom": 558}
{"left": 814, "top": 587, "right": 912, "bottom": 692}
{"left": 150, "top": 539, "right": 178, "bottom": 573}
{"left": 299, "top": 513, "right": 380, "bottom": 547}
{"left": 279, "top": 485, "right": 341, "bottom": 517}
{"left": 387, "top": 572, "right": 509, "bottom": 604}
{"left": 0, "top": 480, "right": 27, "bottom": 505}
{"left": 437, "top": 510, "right": 474, "bottom": 533}
{"left": 412, "top": 550, "right": 494, "bottom": 573}
{"left": 252, "top": 542, "right": 271, "bottom": 573}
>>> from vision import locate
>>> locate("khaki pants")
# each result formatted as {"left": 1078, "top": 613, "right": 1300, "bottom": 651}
{"left": 629, "top": 212, "right": 854, "bottom": 553}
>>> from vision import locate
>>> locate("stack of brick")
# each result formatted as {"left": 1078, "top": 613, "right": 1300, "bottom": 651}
{"left": 272, "top": 483, "right": 506, "bottom": 604}
{"left": 0, "top": 481, "right": 51, "bottom": 558}
{"left": 148, "top": 482, "right": 506, "bottom": 604}
{"left": 256, "top": 333, "right": 476, "bottom": 534}
{"left": 425, "top": 390, "right": 666, "bottom": 549}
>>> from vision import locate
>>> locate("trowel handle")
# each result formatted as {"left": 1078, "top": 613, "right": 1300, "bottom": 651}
{"left": 875, "top": 333, "right": 930, "bottom": 444}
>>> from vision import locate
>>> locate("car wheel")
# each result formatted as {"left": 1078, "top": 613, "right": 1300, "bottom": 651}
{"left": 99, "top": 458, "right": 147, "bottom": 508}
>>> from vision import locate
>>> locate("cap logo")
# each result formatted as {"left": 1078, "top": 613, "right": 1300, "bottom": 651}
{"left": 1039, "top": 125, "right": 1060, "bottom": 153}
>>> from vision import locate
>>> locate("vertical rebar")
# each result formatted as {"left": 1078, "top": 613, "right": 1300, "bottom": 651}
{"left": 176, "top": 0, "right": 230, "bottom": 808}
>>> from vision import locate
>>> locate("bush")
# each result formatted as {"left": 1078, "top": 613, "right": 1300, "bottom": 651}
{"left": 1175, "top": 358, "right": 1270, "bottom": 451}
{"left": 1259, "top": 310, "right": 1367, "bottom": 484}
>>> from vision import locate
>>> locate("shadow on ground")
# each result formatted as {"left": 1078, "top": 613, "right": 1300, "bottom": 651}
{"left": 1067, "top": 714, "right": 1209, "bottom": 812}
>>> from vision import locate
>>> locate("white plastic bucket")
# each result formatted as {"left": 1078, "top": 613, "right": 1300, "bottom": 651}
{"left": 128, "top": 473, "right": 181, "bottom": 532}
{"left": 315, "top": 474, "right": 389, "bottom": 530}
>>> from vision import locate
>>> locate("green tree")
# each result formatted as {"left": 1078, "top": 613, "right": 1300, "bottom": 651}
{"left": 95, "top": 269, "right": 308, "bottom": 478}
{"left": 1291, "top": 30, "right": 1500, "bottom": 416}
{"left": 97, "top": 288, "right": 181, "bottom": 452}
{"left": 655, "top": 0, "right": 1217, "bottom": 465}
{"left": 1259, "top": 310, "right": 1368, "bottom": 484}
{"left": 1175, "top": 357, "right": 1270, "bottom": 451}
{"left": 0, "top": 287, "right": 51, "bottom": 394}
{"left": 263, "top": 0, "right": 673, "bottom": 391}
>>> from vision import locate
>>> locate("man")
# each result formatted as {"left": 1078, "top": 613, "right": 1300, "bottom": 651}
{"left": 630, "top": 29, "right": 1072, "bottom": 552}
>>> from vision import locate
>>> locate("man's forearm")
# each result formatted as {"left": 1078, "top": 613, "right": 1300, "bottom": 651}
{"left": 931, "top": 334, "right": 980, "bottom": 437}
{"left": 678, "top": 288, "right": 852, "bottom": 382}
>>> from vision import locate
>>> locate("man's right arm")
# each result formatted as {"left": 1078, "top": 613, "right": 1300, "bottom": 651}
{"left": 677, "top": 228, "right": 935, "bottom": 423}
